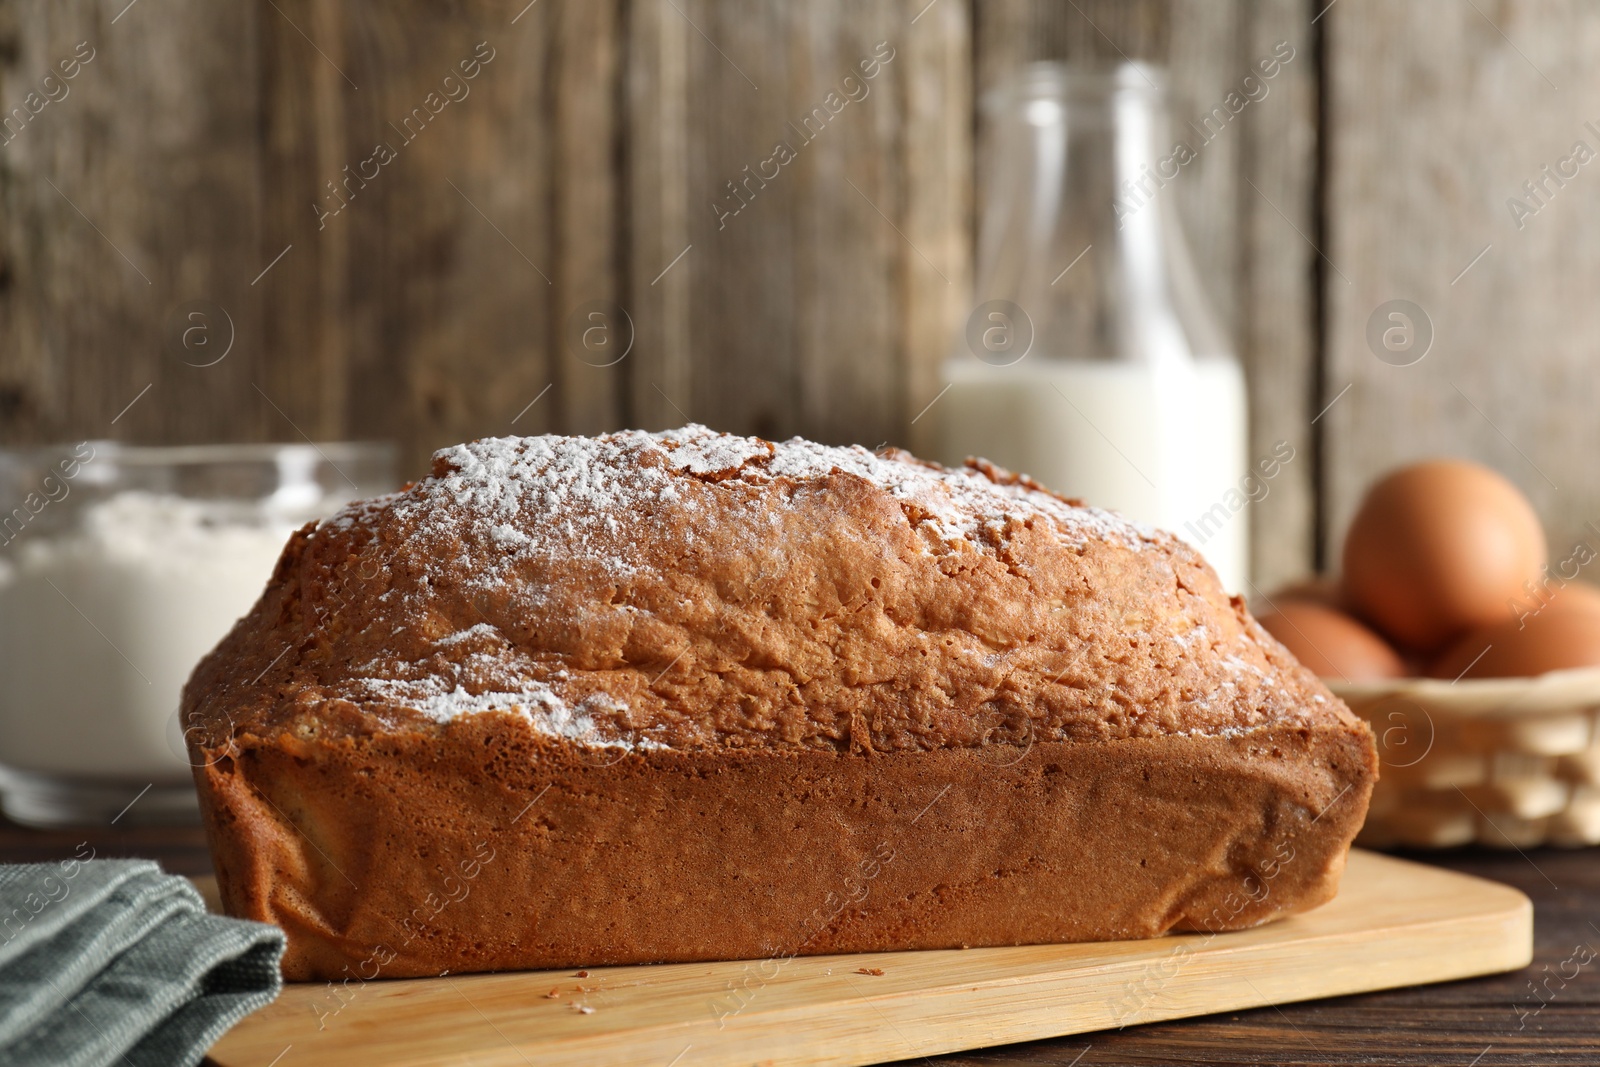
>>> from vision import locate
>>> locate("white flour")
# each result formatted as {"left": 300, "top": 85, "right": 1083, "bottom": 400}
{"left": 0, "top": 492, "right": 292, "bottom": 780}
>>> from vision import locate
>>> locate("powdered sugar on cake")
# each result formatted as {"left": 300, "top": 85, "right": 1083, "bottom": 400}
{"left": 350, "top": 673, "right": 662, "bottom": 749}
{"left": 394, "top": 423, "right": 1157, "bottom": 564}
{"left": 314, "top": 425, "right": 1210, "bottom": 737}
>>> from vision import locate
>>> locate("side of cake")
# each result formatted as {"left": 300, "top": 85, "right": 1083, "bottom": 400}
{"left": 183, "top": 425, "right": 1377, "bottom": 981}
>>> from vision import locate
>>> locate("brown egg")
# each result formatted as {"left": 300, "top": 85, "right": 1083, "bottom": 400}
{"left": 1342, "top": 460, "right": 1546, "bottom": 652}
{"left": 1430, "top": 589, "right": 1600, "bottom": 679}
{"left": 1256, "top": 600, "right": 1406, "bottom": 682}
{"left": 1527, "top": 580, "right": 1600, "bottom": 617}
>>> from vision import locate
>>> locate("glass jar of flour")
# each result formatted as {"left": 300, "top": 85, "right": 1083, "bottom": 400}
{"left": 0, "top": 442, "right": 394, "bottom": 826}
{"left": 937, "top": 62, "right": 1249, "bottom": 591}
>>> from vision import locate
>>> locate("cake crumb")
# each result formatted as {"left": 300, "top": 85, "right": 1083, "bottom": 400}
{"left": 855, "top": 967, "right": 885, "bottom": 976}
{"left": 572, "top": 1003, "right": 595, "bottom": 1014}
{"left": 543, "top": 988, "right": 560, "bottom": 999}
{"left": 574, "top": 969, "right": 590, "bottom": 978}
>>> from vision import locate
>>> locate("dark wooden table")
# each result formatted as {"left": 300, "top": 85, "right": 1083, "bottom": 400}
{"left": 4, "top": 816, "right": 1593, "bottom": 1066}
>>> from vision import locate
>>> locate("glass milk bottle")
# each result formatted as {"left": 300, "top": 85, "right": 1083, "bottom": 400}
{"left": 937, "top": 62, "right": 1249, "bottom": 591}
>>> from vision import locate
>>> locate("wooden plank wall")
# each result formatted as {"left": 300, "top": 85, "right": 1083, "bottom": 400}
{"left": 626, "top": 0, "right": 971, "bottom": 452}
{"left": 0, "top": 0, "right": 267, "bottom": 443}
{"left": 0, "top": 0, "right": 969, "bottom": 469}
{"left": 1321, "top": 0, "right": 1600, "bottom": 574}
{"left": 25, "top": 2, "right": 1600, "bottom": 591}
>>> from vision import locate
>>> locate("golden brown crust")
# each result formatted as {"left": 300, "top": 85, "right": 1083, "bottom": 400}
{"left": 184, "top": 426, "right": 1376, "bottom": 980}
{"left": 199, "top": 719, "right": 1371, "bottom": 981}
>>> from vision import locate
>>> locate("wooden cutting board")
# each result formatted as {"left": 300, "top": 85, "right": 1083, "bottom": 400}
{"left": 208, "top": 850, "right": 1530, "bottom": 1067}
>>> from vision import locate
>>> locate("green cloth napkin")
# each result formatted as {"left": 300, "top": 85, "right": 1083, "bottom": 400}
{"left": 0, "top": 859, "right": 284, "bottom": 1067}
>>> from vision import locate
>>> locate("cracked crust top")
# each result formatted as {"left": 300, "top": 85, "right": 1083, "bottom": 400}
{"left": 182, "top": 424, "right": 1359, "bottom": 755}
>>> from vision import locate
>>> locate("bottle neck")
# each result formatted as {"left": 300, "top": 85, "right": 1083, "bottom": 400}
{"left": 970, "top": 64, "right": 1229, "bottom": 368}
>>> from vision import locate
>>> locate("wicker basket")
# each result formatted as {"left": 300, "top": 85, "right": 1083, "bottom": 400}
{"left": 1330, "top": 666, "right": 1600, "bottom": 849}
